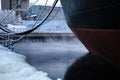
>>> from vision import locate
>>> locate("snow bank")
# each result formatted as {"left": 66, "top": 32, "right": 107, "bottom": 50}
{"left": 0, "top": 45, "right": 10, "bottom": 51}
{"left": 0, "top": 45, "right": 56, "bottom": 80}
{"left": 7, "top": 24, "right": 27, "bottom": 32}
{"left": 7, "top": 24, "right": 26, "bottom": 29}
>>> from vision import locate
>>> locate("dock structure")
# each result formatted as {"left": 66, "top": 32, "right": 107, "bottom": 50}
{"left": 0, "top": 0, "right": 64, "bottom": 20}
{"left": 1, "top": 0, "right": 29, "bottom": 10}
{"left": 1, "top": 0, "right": 29, "bottom": 19}
{"left": 13, "top": 32, "right": 75, "bottom": 42}
{"left": 0, "top": 0, "right": 73, "bottom": 43}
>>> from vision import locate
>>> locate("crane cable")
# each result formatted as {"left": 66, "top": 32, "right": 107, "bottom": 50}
{"left": 0, "top": 0, "right": 22, "bottom": 33}
{"left": 31, "top": 0, "right": 49, "bottom": 28}
{"left": 0, "top": 0, "right": 39, "bottom": 43}
{"left": 0, "top": 0, "right": 59, "bottom": 35}
{"left": 13, "top": 0, "right": 59, "bottom": 35}
{"left": 0, "top": 0, "right": 59, "bottom": 47}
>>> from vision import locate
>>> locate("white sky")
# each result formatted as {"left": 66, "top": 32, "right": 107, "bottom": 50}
{"left": 0, "top": 0, "right": 61, "bottom": 10}
{"left": 30, "top": 0, "right": 61, "bottom": 7}
{"left": 0, "top": 0, "right": 1, "bottom": 10}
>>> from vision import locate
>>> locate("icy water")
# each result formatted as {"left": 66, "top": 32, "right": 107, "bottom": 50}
{"left": 14, "top": 37, "right": 88, "bottom": 80}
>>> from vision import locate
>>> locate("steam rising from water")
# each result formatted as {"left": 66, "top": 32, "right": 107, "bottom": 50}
{"left": 14, "top": 38, "right": 88, "bottom": 80}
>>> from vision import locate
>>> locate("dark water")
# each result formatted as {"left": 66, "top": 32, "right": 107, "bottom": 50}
{"left": 14, "top": 38, "right": 88, "bottom": 80}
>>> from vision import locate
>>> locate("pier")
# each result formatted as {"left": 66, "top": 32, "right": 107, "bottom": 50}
{"left": 13, "top": 32, "right": 75, "bottom": 42}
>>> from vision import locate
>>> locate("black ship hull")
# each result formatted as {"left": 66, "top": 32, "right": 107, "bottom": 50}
{"left": 60, "top": 0, "right": 120, "bottom": 68}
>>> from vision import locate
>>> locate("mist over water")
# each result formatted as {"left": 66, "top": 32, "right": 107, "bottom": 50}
{"left": 14, "top": 37, "right": 88, "bottom": 80}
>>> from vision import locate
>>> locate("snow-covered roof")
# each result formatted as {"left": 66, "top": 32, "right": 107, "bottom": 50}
{"left": 7, "top": 24, "right": 26, "bottom": 29}
{"left": 26, "top": 20, "right": 73, "bottom": 33}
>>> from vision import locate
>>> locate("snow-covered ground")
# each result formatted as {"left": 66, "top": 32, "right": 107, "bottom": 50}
{"left": 7, "top": 24, "right": 27, "bottom": 32}
{"left": 0, "top": 45, "right": 61, "bottom": 80}
{"left": 7, "top": 24, "right": 26, "bottom": 29}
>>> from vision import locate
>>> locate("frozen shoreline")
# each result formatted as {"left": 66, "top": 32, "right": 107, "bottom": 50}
{"left": 0, "top": 45, "right": 59, "bottom": 80}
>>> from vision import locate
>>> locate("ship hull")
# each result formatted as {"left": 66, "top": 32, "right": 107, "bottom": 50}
{"left": 72, "top": 29, "right": 120, "bottom": 67}
{"left": 60, "top": 0, "right": 120, "bottom": 67}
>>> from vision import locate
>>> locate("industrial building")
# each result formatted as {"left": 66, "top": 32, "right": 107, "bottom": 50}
{"left": 1, "top": 0, "right": 29, "bottom": 19}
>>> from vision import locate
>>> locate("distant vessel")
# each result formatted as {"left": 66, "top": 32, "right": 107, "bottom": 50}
{"left": 60, "top": 0, "right": 120, "bottom": 68}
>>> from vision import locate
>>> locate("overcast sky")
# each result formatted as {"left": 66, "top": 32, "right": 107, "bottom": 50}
{"left": 0, "top": 0, "right": 61, "bottom": 10}
{"left": 0, "top": 0, "right": 1, "bottom": 10}
{"left": 30, "top": 0, "right": 61, "bottom": 7}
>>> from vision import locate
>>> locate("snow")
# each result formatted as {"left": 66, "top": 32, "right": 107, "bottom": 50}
{"left": 7, "top": 24, "right": 26, "bottom": 29}
{"left": 0, "top": 45, "right": 10, "bottom": 51}
{"left": 7, "top": 24, "right": 26, "bottom": 30}
{"left": 30, "top": 15, "right": 37, "bottom": 18}
{"left": 29, "top": 0, "right": 61, "bottom": 7}
{"left": 0, "top": 45, "right": 59, "bottom": 80}
{"left": 57, "top": 78, "right": 62, "bottom": 80}
{"left": 7, "top": 24, "right": 27, "bottom": 32}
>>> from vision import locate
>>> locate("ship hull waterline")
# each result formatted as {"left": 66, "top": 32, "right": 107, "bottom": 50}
{"left": 60, "top": 0, "right": 120, "bottom": 68}
{"left": 72, "top": 29, "right": 120, "bottom": 67}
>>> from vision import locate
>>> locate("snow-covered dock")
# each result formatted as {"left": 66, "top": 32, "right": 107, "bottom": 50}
{"left": 0, "top": 45, "right": 60, "bottom": 80}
